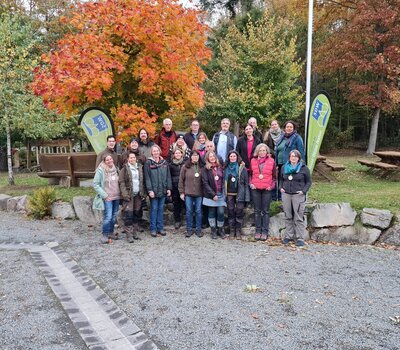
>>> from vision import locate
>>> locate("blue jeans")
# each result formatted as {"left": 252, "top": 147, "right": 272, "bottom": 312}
{"left": 208, "top": 206, "right": 225, "bottom": 228}
{"left": 185, "top": 196, "right": 202, "bottom": 232}
{"left": 102, "top": 200, "right": 120, "bottom": 236}
{"left": 149, "top": 196, "right": 166, "bottom": 233}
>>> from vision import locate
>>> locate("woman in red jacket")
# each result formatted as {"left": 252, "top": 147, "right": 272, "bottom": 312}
{"left": 249, "top": 143, "right": 276, "bottom": 241}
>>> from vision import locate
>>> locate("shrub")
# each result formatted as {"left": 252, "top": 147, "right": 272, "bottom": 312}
{"left": 28, "top": 187, "right": 56, "bottom": 219}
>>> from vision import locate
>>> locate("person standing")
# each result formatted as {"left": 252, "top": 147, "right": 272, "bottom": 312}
{"left": 236, "top": 124, "right": 261, "bottom": 170}
{"left": 212, "top": 118, "right": 237, "bottom": 164}
{"left": 202, "top": 151, "right": 226, "bottom": 239}
{"left": 119, "top": 152, "right": 146, "bottom": 243}
{"left": 93, "top": 155, "right": 120, "bottom": 244}
{"left": 183, "top": 119, "right": 201, "bottom": 150}
{"left": 144, "top": 145, "right": 172, "bottom": 237}
{"left": 263, "top": 119, "right": 282, "bottom": 158}
{"left": 119, "top": 137, "right": 146, "bottom": 168}
{"left": 169, "top": 148, "right": 185, "bottom": 229}
{"left": 249, "top": 144, "right": 276, "bottom": 241}
{"left": 248, "top": 117, "right": 263, "bottom": 141}
{"left": 138, "top": 128, "right": 154, "bottom": 160}
{"left": 192, "top": 132, "right": 208, "bottom": 158}
{"left": 154, "top": 118, "right": 178, "bottom": 159}
{"left": 280, "top": 150, "right": 311, "bottom": 247}
{"left": 168, "top": 135, "right": 191, "bottom": 162}
{"left": 179, "top": 150, "right": 203, "bottom": 238}
{"left": 95, "top": 135, "right": 119, "bottom": 168}
{"left": 224, "top": 150, "right": 250, "bottom": 240}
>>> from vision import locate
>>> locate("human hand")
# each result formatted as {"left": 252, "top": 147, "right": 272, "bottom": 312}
{"left": 213, "top": 195, "right": 218, "bottom": 201}
{"left": 296, "top": 191, "right": 303, "bottom": 195}
{"left": 180, "top": 193, "right": 185, "bottom": 200}
{"left": 167, "top": 190, "right": 171, "bottom": 197}
{"left": 149, "top": 191, "right": 155, "bottom": 198}
{"left": 280, "top": 188, "right": 285, "bottom": 193}
{"left": 250, "top": 184, "right": 256, "bottom": 190}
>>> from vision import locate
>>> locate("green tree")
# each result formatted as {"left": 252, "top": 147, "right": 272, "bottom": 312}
{"left": 200, "top": 12, "right": 304, "bottom": 131}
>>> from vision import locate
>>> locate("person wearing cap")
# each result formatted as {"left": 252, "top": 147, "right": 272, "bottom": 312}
{"left": 120, "top": 137, "right": 146, "bottom": 168}
{"left": 95, "top": 135, "right": 120, "bottom": 169}
{"left": 168, "top": 135, "right": 191, "bottom": 162}
{"left": 154, "top": 118, "right": 178, "bottom": 159}
{"left": 183, "top": 119, "right": 201, "bottom": 150}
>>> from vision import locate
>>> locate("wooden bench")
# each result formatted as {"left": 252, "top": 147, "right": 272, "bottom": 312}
{"left": 358, "top": 159, "right": 398, "bottom": 170}
{"left": 38, "top": 153, "right": 97, "bottom": 187}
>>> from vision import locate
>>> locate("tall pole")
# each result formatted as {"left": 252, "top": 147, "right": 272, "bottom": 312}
{"left": 305, "top": 0, "right": 314, "bottom": 151}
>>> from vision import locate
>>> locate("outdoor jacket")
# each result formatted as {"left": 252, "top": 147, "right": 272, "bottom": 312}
{"left": 95, "top": 147, "right": 119, "bottom": 169}
{"left": 224, "top": 163, "right": 250, "bottom": 202}
{"left": 178, "top": 163, "right": 203, "bottom": 197}
{"left": 236, "top": 136, "right": 261, "bottom": 169}
{"left": 250, "top": 156, "right": 276, "bottom": 190}
{"left": 119, "top": 163, "right": 146, "bottom": 201}
{"left": 212, "top": 131, "right": 237, "bottom": 162}
{"left": 138, "top": 140, "right": 154, "bottom": 160}
{"left": 183, "top": 131, "right": 201, "bottom": 150}
{"left": 202, "top": 166, "right": 225, "bottom": 199}
{"left": 119, "top": 148, "right": 146, "bottom": 168}
{"left": 280, "top": 163, "right": 312, "bottom": 194}
{"left": 92, "top": 164, "right": 120, "bottom": 210}
{"left": 275, "top": 131, "right": 305, "bottom": 165}
{"left": 144, "top": 157, "right": 172, "bottom": 198}
{"left": 154, "top": 128, "right": 178, "bottom": 159}
{"left": 168, "top": 160, "right": 184, "bottom": 190}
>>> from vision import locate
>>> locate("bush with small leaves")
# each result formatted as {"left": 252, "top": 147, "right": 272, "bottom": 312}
{"left": 28, "top": 187, "right": 56, "bottom": 219}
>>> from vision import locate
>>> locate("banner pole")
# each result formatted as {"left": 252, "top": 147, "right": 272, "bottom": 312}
{"left": 305, "top": 0, "right": 314, "bottom": 159}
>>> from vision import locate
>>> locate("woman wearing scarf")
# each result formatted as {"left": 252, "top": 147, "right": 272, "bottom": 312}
{"left": 93, "top": 155, "right": 120, "bottom": 244}
{"left": 119, "top": 152, "right": 146, "bottom": 243}
{"left": 179, "top": 150, "right": 203, "bottom": 238}
{"left": 192, "top": 132, "right": 209, "bottom": 158}
{"left": 280, "top": 150, "right": 311, "bottom": 247}
{"left": 224, "top": 150, "right": 250, "bottom": 240}
{"left": 249, "top": 144, "right": 276, "bottom": 241}
{"left": 202, "top": 151, "right": 226, "bottom": 239}
{"left": 275, "top": 121, "right": 305, "bottom": 200}
{"left": 169, "top": 148, "right": 185, "bottom": 229}
{"left": 144, "top": 145, "right": 172, "bottom": 237}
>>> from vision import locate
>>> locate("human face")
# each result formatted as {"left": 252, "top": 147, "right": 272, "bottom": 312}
{"left": 177, "top": 138, "right": 185, "bottom": 147}
{"left": 151, "top": 146, "right": 160, "bottom": 158}
{"left": 206, "top": 141, "right": 215, "bottom": 151}
{"left": 245, "top": 125, "right": 253, "bottom": 137}
{"left": 229, "top": 152, "right": 237, "bottom": 163}
{"left": 258, "top": 147, "right": 267, "bottom": 157}
{"left": 271, "top": 120, "right": 279, "bottom": 130}
{"left": 221, "top": 120, "right": 230, "bottom": 132}
{"left": 128, "top": 153, "right": 137, "bottom": 165}
{"left": 249, "top": 118, "right": 257, "bottom": 129}
{"left": 191, "top": 152, "right": 199, "bottom": 163}
{"left": 164, "top": 120, "right": 172, "bottom": 132}
{"left": 104, "top": 156, "right": 114, "bottom": 168}
{"left": 174, "top": 149, "right": 183, "bottom": 160}
{"left": 208, "top": 152, "right": 216, "bottom": 163}
{"left": 130, "top": 141, "right": 138, "bottom": 150}
{"left": 139, "top": 129, "right": 148, "bottom": 141}
{"left": 198, "top": 134, "right": 205, "bottom": 144}
{"left": 191, "top": 121, "right": 200, "bottom": 133}
{"left": 289, "top": 152, "right": 299, "bottom": 165}
{"left": 107, "top": 138, "right": 116, "bottom": 150}
{"left": 285, "top": 123, "right": 294, "bottom": 134}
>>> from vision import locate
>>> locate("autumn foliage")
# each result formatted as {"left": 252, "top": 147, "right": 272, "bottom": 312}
{"left": 32, "top": 0, "right": 211, "bottom": 143}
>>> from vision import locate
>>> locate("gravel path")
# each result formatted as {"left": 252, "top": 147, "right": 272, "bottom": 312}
{"left": 1, "top": 211, "right": 399, "bottom": 350}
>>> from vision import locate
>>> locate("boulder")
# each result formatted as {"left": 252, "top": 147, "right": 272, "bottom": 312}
{"left": 7, "top": 195, "right": 28, "bottom": 213}
{"left": 72, "top": 196, "right": 101, "bottom": 224}
{"left": 51, "top": 202, "right": 76, "bottom": 220}
{"left": 311, "top": 226, "right": 381, "bottom": 245}
{"left": 0, "top": 194, "right": 12, "bottom": 211}
{"left": 269, "top": 212, "right": 286, "bottom": 238}
{"left": 379, "top": 224, "right": 400, "bottom": 246}
{"left": 310, "top": 203, "right": 357, "bottom": 228}
{"left": 361, "top": 208, "right": 393, "bottom": 229}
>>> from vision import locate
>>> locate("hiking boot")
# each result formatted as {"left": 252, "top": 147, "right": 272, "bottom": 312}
{"left": 174, "top": 221, "right": 181, "bottom": 229}
{"left": 260, "top": 233, "right": 268, "bottom": 241}
{"left": 218, "top": 227, "right": 226, "bottom": 239}
{"left": 211, "top": 227, "right": 217, "bottom": 239}
{"left": 229, "top": 226, "right": 236, "bottom": 239}
{"left": 185, "top": 231, "right": 193, "bottom": 238}
{"left": 158, "top": 231, "right": 166, "bottom": 236}
{"left": 150, "top": 231, "right": 157, "bottom": 238}
{"left": 282, "top": 238, "right": 291, "bottom": 245}
{"left": 236, "top": 228, "right": 243, "bottom": 240}
{"left": 195, "top": 230, "right": 203, "bottom": 238}
{"left": 296, "top": 239, "right": 305, "bottom": 247}
{"left": 254, "top": 233, "right": 262, "bottom": 240}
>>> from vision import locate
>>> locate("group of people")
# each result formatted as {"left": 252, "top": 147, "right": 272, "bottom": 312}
{"left": 93, "top": 117, "right": 311, "bottom": 247}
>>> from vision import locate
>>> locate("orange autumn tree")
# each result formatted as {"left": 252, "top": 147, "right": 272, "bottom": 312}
{"left": 32, "top": 0, "right": 211, "bottom": 143}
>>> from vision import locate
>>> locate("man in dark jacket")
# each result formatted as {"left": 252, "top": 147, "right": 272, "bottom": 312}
{"left": 183, "top": 119, "right": 201, "bottom": 150}
{"left": 95, "top": 135, "right": 119, "bottom": 168}
{"left": 154, "top": 118, "right": 178, "bottom": 159}
{"left": 212, "top": 118, "right": 237, "bottom": 163}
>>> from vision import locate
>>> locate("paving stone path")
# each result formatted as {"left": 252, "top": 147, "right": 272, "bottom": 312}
{"left": 0, "top": 241, "right": 159, "bottom": 350}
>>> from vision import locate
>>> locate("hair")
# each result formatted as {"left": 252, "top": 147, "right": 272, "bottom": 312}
{"left": 253, "top": 143, "right": 270, "bottom": 158}
{"left": 106, "top": 135, "right": 115, "bottom": 141}
{"left": 191, "top": 119, "right": 200, "bottom": 125}
{"left": 185, "top": 150, "right": 202, "bottom": 168}
{"left": 244, "top": 124, "right": 254, "bottom": 132}
{"left": 283, "top": 120, "right": 297, "bottom": 130}
{"left": 102, "top": 154, "right": 113, "bottom": 162}
{"left": 204, "top": 150, "right": 220, "bottom": 169}
{"left": 193, "top": 132, "right": 209, "bottom": 151}
{"left": 138, "top": 128, "right": 149, "bottom": 138}
{"left": 221, "top": 118, "right": 230, "bottom": 125}
{"left": 224, "top": 150, "right": 242, "bottom": 169}
{"left": 130, "top": 137, "right": 139, "bottom": 144}
{"left": 270, "top": 119, "right": 279, "bottom": 126}
{"left": 163, "top": 118, "right": 172, "bottom": 125}
{"left": 289, "top": 149, "right": 302, "bottom": 161}
{"left": 248, "top": 117, "right": 257, "bottom": 124}
{"left": 150, "top": 144, "right": 162, "bottom": 155}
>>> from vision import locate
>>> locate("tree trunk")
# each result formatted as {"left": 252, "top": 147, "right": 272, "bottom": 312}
{"left": 6, "top": 117, "right": 15, "bottom": 185}
{"left": 26, "top": 139, "right": 31, "bottom": 168}
{"left": 366, "top": 107, "right": 380, "bottom": 155}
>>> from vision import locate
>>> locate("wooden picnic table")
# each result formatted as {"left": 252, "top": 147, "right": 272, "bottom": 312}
{"left": 373, "top": 151, "right": 400, "bottom": 166}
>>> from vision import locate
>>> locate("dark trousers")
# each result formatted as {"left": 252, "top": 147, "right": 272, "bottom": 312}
{"left": 123, "top": 194, "right": 142, "bottom": 226}
{"left": 227, "top": 195, "right": 245, "bottom": 228}
{"left": 273, "top": 165, "right": 282, "bottom": 201}
{"left": 252, "top": 189, "right": 272, "bottom": 235}
{"left": 172, "top": 186, "right": 184, "bottom": 223}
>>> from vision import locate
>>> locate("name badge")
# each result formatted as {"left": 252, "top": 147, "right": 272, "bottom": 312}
{"left": 288, "top": 175, "right": 293, "bottom": 181}
{"left": 214, "top": 175, "right": 219, "bottom": 181}
{"left": 258, "top": 174, "right": 263, "bottom": 179}
{"left": 231, "top": 177, "right": 236, "bottom": 182}
{"left": 195, "top": 172, "right": 199, "bottom": 177}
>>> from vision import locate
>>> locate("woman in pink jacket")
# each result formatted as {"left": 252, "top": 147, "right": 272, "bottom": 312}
{"left": 249, "top": 143, "right": 276, "bottom": 241}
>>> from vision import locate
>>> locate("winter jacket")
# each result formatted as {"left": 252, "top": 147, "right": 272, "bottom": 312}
{"left": 144, "top": 157, "right": 172, "bottom": 198}
{"left": 224, "top": 163, "right": 250, "bottom": 202}
{"left": 154, "top": 128, "right": 178, "bottom": 159}
{"left": 236, "top": 136, "right": 261, "bottom": 169}
{"left": 93, "top": 164, "right": 120, "bottom": 210}
{"left": 250, "top": 156, "right": 276, "bottom": 190}
{"left": 138, "top": 140, "right": 154, "bottom": 160}
{"left": 169, "top": 161, "right": 184, "bottom": 189}
{"left": 95, "top": 147, "right": 119, "bottom": 169}
{"left": 119, "top": 163, "right": 146, "bottom": 200}
{"left": 119, "top": 148, "right": 146, "bottom": 168}
{"left": 178, "top": 163, "right": 203, "bottom": 197}
{"left": 275, "top": 132, "right": 305, "bottom": 165}
{"left": 202, "top": 166, "right": 225, "bottom": 199}
{"left": 280, "top": 163, "right": 312, "bottom": 194}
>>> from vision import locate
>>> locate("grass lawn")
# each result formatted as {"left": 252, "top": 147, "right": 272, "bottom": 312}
{"left": 0, "top": 152, "right": 399, "bottom": 214}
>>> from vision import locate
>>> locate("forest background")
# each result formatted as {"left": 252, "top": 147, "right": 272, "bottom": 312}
{"left": 1, "top": 0, "right": 400, "bottom": 174}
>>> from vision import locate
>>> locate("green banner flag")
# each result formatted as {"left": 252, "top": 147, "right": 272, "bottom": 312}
{"left": 306, "top": 93, "right": 332, "bottom": 174}
{"left": 78, "top": 107, "right": 115, "bottom": 155}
